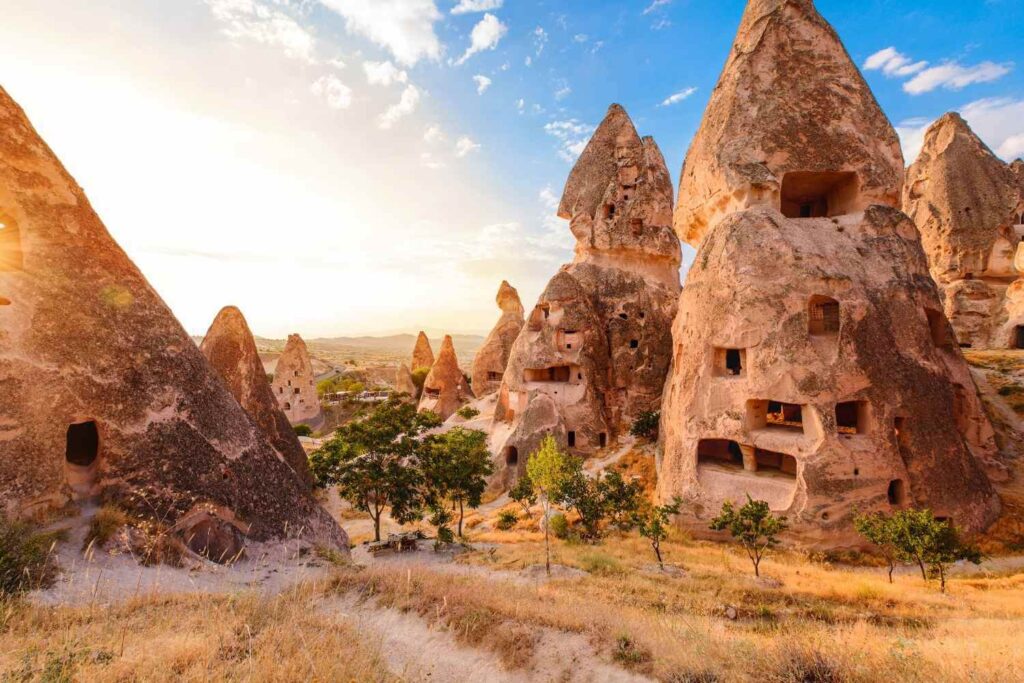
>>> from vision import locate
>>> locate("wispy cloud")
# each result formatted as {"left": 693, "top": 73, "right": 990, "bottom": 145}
{"left": 455, "top": 135, "right": 481, "bottom": 157}
{"left": 473, "top": 74, "right": 492, "bottom": 94}
{"left": 320, "top": 0, "right": 442, "bottom": 66}
{"left": 544, "top": 119, "right": 595, "bottom": 162}
{"left": 310, "top": 75, "right": 352, "bottom": 110}
{"left": 377, "top": 85, "right": 421, "bottom": 129}
{"left": 660, "top": 86, "right": 697, "bottom": 106}
{"left": 203, "top": 0, "right": 316, "bottom": 63}
{"left": 451, "top": 0, "right": 503, "bottom": 14}
{"left": 863, "top": 47, "right": 927, "bottom": 77}
{"left": 863, "top": 46, "right": 1012, "bottom": 95}
{"left": 454, "top": 13, "right": 508, "bottom": 65}
{"left": 642, "top": 0, "right": 672, "bottom": 15}
{"left": 423, "top": 124, "right": 445, "bottom": 144}
{"left": 362, "top": 60, "right": 408, "bottom": 86}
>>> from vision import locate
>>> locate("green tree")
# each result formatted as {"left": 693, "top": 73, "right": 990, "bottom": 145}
{"left": 921, "top": 519, "right": 982, "bottom": 593}
{"left": 293, "top": 424, "right": 313, "bottom": 437}
{"left": 554, "top": 456, "right": 605, "bottom": 541}
{"left": 526, "top": 436, "right": 574, "bottom": 575}
{"left": 598, "top": 470, "right": 644, "bottom": 532}
{"left": 633, "top": 497, "right": 682, "bottom": 570}
{"left": 709, "top": 496, "right": 788, "bottom": 577}
{"left": 456, "top": 405, "right": 480, "bottom": 420}
{"left": 509, "top": 472, "right": 537, "bottom": 517}
{"left": 309, "top": 397, "right": 441, "bottom": 542}
{"left": 853, "top": 511, "right": 903, "bottom": 583}
{"left": 411, "top": 367, "right": 430, "bottom": 394}
{"left": 420, "top": 427, "right": 494, "bottom": 537}
{"left": 629, "top": 410, "right": 661, "bottom": 441}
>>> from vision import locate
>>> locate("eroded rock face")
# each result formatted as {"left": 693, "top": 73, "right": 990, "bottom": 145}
{"left": 411, "top": 331, "right": 434, "bottom": 371}
{"left": 0, "top": 87, "right": 346, "bottom": 554}
{"left": 270, "top": 334, "right": 321, "bottom": 426}
{"left": 659, "top": 0, "right": 1001, "bottom": 545}
{"left": 394, "top": 363, "right": 418, "bottom": 398}
{"left": 470, "top": 281, "right": 525, "bottom": 397}
{"left": 418, "top": 335, "right": 473, "bottom": 419}
{"left": 491, "top": 104, "right": 681, "bottom": 482}
{"left": 200, "top": 306, "right": 312, "bottom": 488}
{"left": 903, "top": 113, "right": 1024, "bottom": 349}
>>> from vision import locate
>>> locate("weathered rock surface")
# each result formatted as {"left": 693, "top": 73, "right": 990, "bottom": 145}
{"left": 0, "top": 87, "right": 346, "bottom": 553}
{"left": 411, "top": 331, "right": 434, "bottom": 371}
{"left": 903, "top": 113, "right": 1024, "bottom": 349}
{"left": 659, "top": 0, "right": 1001, "bottom": 545}
{"left": 470, "top": 281, "right": 524, "bottom": 397}
{"left": 418, "top": 335, "right": 474, "bottom": 420}
{"left": 491, "top": 104, "right": 681, "bottom": 484}
{"left": 394, "top": 362, "right": 418, "bottom": 398}
{"left": 200, "top": 306, "right": 312, "bottom": 488}
{"left": 270, "top": 334, "right": 321, "bottom": 426}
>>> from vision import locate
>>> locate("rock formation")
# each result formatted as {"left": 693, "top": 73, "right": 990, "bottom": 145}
{"left": 490, "top": 104, "right": 681, "bottom": 486}
{"left": 200, "top": 306, "right": 313, "bottom": 488}
{"left": 0, "top": 87, "right": 345, "bottom": 554}
{"left": 903, "top": 113, "right": 1024, "bottom": 348}
{"left": 411, "top": 331, "right": 434, "bottom": 371}
{"left": 659, "top": 0, "right": 1001, "bottom": 544}
{"left": 394, "top": 362, "right": 418, "bottom": 398}
{"left": 418, "top": 335, "right": 474, "bottom": 420}
{"left": 470, "top": 281, "right": 525, "bottom": 397}
{"left": 270, "top": 334, "right": 321, "bottom": 426}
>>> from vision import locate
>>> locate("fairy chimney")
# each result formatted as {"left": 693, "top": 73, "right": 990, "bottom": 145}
{"left": 903, "top": 113, "right": 1024, "bottom": 349}
{"left": 395, "top": 362, "right": 418, "bottom": 398}
{"left": 470, "top": 281, "right": 525, "bottom": 397}
{"left": 411, "top": 331, "right": 434, "bottom": 371}
{"left": 418, "top": 335, "right": 474, "bottom": 420}
{"left": 0, "top": 87, "right": 345, "bottom": 554}
{"left": 659, "top": 0, "right": 1001, "bottom": 546}
{"left": 270, "top": 334, "right": 321, "bottom": 426}
{"left": 200, "top": 306, "right": 313, "bottom": 488}
{"left": 491, "top": 104, "right": 681, "bottom": 485}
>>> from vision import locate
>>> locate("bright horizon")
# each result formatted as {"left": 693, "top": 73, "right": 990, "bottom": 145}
{"left": 1, "top": 0, "right": 1021, "bottom": 338}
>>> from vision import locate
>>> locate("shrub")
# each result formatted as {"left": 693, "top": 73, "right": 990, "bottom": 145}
{"left": 411, "top": 367, "right": 430, "bottom": 393}
{"left": 629, "top": 410, "right": 660, "bottom": 440}
{"left": 496, "top": 509, "right": 518, "bottom": 530}
{"left": 456, "top": 405, "right": 480, "bottom": 420}
{"left": 0, "top": 515, "right": 60, "bottom": 596}
{"left": 83, "top": 506, "right": 129, "bottom": 551}
{"left": 578, "top": 551, "right": 623, "bottom": 575}
{"left": 293, "top": 424, "right": 313, "bottom": 437}
{"left": 549, "top": 513, "right": 570, "bottom": 540}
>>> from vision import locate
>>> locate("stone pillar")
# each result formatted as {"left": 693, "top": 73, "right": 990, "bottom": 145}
{"left": 740, "top": 444, "right": 757, "bottom": 472}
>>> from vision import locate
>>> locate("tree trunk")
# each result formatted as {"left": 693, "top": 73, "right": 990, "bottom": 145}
{"left": 753, "top": 555, "right": 760, "bottom": 577}
{"left": 888, "top": 562, "right": 895, "bottom": 584}
{"left": 373, "top": 512, "right": 381, "bottom": 543}
{"left": 458, "top": 498, "right": 465, "bottom": 538}
{"left": 653, "top": 540, "right": 663, "bottom": 569}
{"left": 916, "top": 557, "right": 927, "bottom": 581}
{"left": 544, "top": 504, "right": 551, "bottom": 576}
{"left": 939, "top": 566, "right": 946, "bottom": 593}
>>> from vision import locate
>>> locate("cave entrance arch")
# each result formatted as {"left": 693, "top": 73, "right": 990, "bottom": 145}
{"left": 65, "top": 421, "right": 100, "bottom": 499}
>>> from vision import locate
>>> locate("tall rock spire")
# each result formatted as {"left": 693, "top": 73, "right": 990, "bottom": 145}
{"left": 471, "top": 281, "right": 525, "bottom": 397}
{"left": 270, "top": 334, "right": 321, "bottom": 427}
{"left": 418, "top": 335, "right": 473, "bottom": 420}
{"left": 411, "top": 331, "right": 435, "bottom": 372}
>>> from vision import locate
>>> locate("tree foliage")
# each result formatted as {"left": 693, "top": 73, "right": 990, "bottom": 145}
{"left": 629, "top": 410, "right": 661, "bottom": 441}
{"left": 633, "top": 497, "right": 682, "bottom": 569}
{"left": 293, "top": 424, "right": 313, "bottom": 437}
{"left": 526, "top": 436, "right": 574, "bottom": 575}
{"left": 709, "top": 496, "right": 788, "bottom": 577}
{"left": 420, "top": 427, "right": 494, "bottom": 537}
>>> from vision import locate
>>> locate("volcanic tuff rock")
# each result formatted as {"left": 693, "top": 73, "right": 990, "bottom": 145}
{"left": 470, "top": 281, "right": 525, "bottom": 397}
{"left": 418, "top": 335, "right": 474, "bottom": 420}
{"left": 0, "top": 87, "right": 345, "bottom": 553}
{"left": 411, "top": 331, "right": 434, "bottom": 371}
{"left": 658, "top": 0, "right": 1001, "bottom": 545}
{"left": 200, "top": 306, "right": 313, "bottom": 488}
{"left": 903, "top": 113, "right": 1024, "bottom": 349}
{"left": 270, "top": 334, "right": 321, "bottom": 426}
{"left": 395, "top": 362, "right": 418, "bottom": 397}
{"left": 491, "top": 104, "right": 681, "bottom": 484}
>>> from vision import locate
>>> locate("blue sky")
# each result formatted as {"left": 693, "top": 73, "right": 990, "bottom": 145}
{"left": 1, "top": 0, "right": 1021, "bottom": 338}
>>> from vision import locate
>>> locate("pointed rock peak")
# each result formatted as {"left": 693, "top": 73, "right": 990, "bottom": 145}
{"left": 209, "top": 305, "right": 247, "bottom": 331}
{"left": 437, "top": 334, "right": 456, "bottom": 360}
{"left": 202, "top": 306, "right": 253, "bottom": 351}
{"left": 496, "top": 280, "right": 524, "bottom": 317}
{"left": 412, "top": 331, "right": 435, "bottom": 371}
{"left": 675, "top": 0, "right": 903, "bottom": 244}
{"left": 919, "top": 112, "right": 1002, "bottom": 163}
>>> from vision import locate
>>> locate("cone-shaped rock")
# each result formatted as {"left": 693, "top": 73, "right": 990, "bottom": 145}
{"left": 270, "top": 334, "right": 321, "bottom": 427}
{"left": 471, "top": 281, "right": 525, "bottom": 397}
{"left": 394, "top": 363, "right": 418, "bottom": 398}
{"left": 492, "top": 105, "right": 681, "bottom": 484}
{"left": 675, "top": 0, "right": 904, "bottom": 246}
{"left": 411, "top": 331, "right": 434, "bottom": 372}
{"left": 903, "top": 113, "right": 1024, "bottom": 348}
{"left": 659, "top": 1, "right": 1001, "bottom": 545}
{"left": 0, "top": 87, "right": 345, "bottom": 553}
{"left": 201, "top": 306, "right": 313, "bottom": 488}
{"left": 418, "top": 335, "right": 473, "bottom": 419}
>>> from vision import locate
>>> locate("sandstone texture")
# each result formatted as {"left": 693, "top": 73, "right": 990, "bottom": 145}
{"left": 659, "top": 0, "right": 1001, "bottom": 544}
{"left": 418, "top": 335, "right": 474, "bottom": 420}
{"left": 491, "top": 104, "right": 681, "bottom": 486}
{"left": 270, "top": 334, "right": 321, "bottom": 426}
{"left": 200, "top": 306, "right": 313, "bottom": 488}
{"left": 470, "top": 281, "right": 524, "bottom": 397}
{"left": 411, "top": 331, "right": 434, "bottom": 371}
{"left": 0, "top": 87, "right": 345, "bottom": 553}
{"left": 394, "top": 362, "right": 418, "bottom": 398}
{"left": 903, "top": 113, "right": 1024, "bottom": 349}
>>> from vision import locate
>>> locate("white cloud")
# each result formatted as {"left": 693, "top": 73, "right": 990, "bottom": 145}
{"left": 642, "top": 0, "right": 672, "bottom": 15}
{"left": 377, "top": 84, "right": 421, "bottom": 129}
{"left": 204, "top": 0, "right": 316, "bottom": 63}
{"left": 451, "top": 0, "right": 503, "bottom": 14}
{"left": 320, "top": 0, "right": 442, "bottom": 66}
{"left": 420, "top": 151, "right": 445, "bottom": 169}
{"left": 455, "top": 135, "right": 481, "bottom": 157}
{"left": 310, "top": 75, "right": 352, "bottom": 110}
{"left": 362, "top": 60, "right": 408, "bottom": 86}
{"left": 660, "top": 86, "right": 697, "bottom": 106}
{"left": 473, "top": 74, "right": 492, "bottom": 94}
{"left": 573, "top": 34, "right": 588, "bottom": 43}
{"left": 863, "top": 47, "right": 927, "bottom": 77}
{"left": 539, "top": 186, "right": 559, "bottom": 212}
{"left": 532, "top": 26, "right": 548, "bottom": 57}
{"left": 516, "top": 98, "right": 525, "bottom": 113}
{"left": 454, "top": 13, "right": 507, "bottom": 65}
{"left": 651, "top": 18, "right": 671, "bottom": 30}
{"left": 328, "top": 57, "right": 347, "bottom": 69}
{"left": 904, "top": 61, "right": 1012, "bottom": 95}
{"left": 894, "top": 117, "right": 931, "bottom": 164}
{"left": 544, "top": 119, "right": 595, "bottom": 163}
{"left": 554, "top": 86, "right": 571, "bottom": 101}
{"left": 423, "top": 124, "right": 445, "bottom": 144}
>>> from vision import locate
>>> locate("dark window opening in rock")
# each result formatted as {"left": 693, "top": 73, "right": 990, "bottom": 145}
{"left": 294, "top": 388, "right": 300, "bottom": 394}
{"left": 598, "top": 432, "right": 607, "bottom": 448}
{"left": 487, "top": 371, "right": 502, "bottom": 381}
{"left": 726, "top": 350, "right": 742, "bottom": 374}
{"left": 639, "top": 312, "right": 645, "bottom": 319}
{"left": 294, "top": 370, "right": 299, "bottom": 377}
{"left": 577, "top": 372, "right": 583, "bottom": 380}
{"left": 529, "top": 304, "right": 550, "bottom": 331}
{"left": 697, "top": 439, "right": 744, "bottom": 468}
{"left": 753, "top": 400, "right": 803, "bottom": 432}
{"left": 0, "top": 297, "right": 9, "bottom": 306}
{"left": 567, "top": 431, "right": 576, "bottom": 448}
{"left": 780, "top": 171, "right": 859, "bottom": 218}
{"left": 888, "top": 479, "right": 906, "bottom": 505}
{"left": 66, "top": 421, "right": 99, "bottom": 467}
{"left": 543, "top": 305, "right": 550, "bottom": 319}
{"left": 0, "top": 214, "right": 24, "bottom": 271}
{"left": 619, "top": 313, "right": 628, "bottom": 320}
{"left": 630, "top": 339, "right": 639, "bottom": 349}
{"left": 524, "top": 366, "right": 571, "bottom": 382}
{"left": 566, "top": 343, "right": 572, "bottom": 349}
{"left": 425, "top": 388, "right": 440, "bottom": 398}
{"left": 808, "top": 296, "right": 840, "bottom": 335}
{"left": 925, "top": 308, "right": 952, "bottom": 348}
{"left": 630, "top": 218, "right": 643, "bottom": 235}
{"left": 506, "top": 446, "right": 519, "bottom": 466}
{"left": 836, "top": 401, "right": 869, "bottom": 435}
{"left": 1016, "top": 326, "right": 1024, "bottom": 349}
{"left": 754, "top": 448, "right": 798, "bottom": 477}
{"left": 284, "top": 402, "right": 291, "bottom": 410}
{"left": 603, "top": 204, "right": 616, "bottom": 219}
{"left": 854, "top": 468, "right": 860, "bottom": 476}
{"left": 959, "top": 343, "right": 973, "bottom": 349}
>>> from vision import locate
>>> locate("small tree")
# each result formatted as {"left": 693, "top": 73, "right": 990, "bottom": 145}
{"left": 633, "top": 497, "right": 682, "bottom": 570}
{"left": 599, "top": 470, "right": 644, "bottom": 532}
{"left": 853, "top": 511, "right": 902, "bottom": 583}
{"left": 420, "top": 427, "right": 494, "bottom": 537}
{"left": 554, "top": 457, "right": 605, "bottom": 541}
{"left": 427, "top": 503, "right": 455, "bottom": 549}
{"left": 456, "top": 405, "right": 480, "bottom": 420}
{"left": 526, "top": 436, "right": 573, "bottom": 575}
{"left": 629, "top": 410, "right": 661, "bottom": 441}
{"left": 709, "top": 496, "right": 788, "bottom": 577}
{"left": 293, "top": 424, "right": 313, "bottom": 437}
{"left": 922, "top": 520, "right": 982, "bottom": 593}
{"left": 882, "top": 509, "right": 983, "bottom": 592}
{"left": 509, "top": 473, "right": 537, "bottom": 517}
{"left": 411, "top": 367, "right": 430, "bottom": 395}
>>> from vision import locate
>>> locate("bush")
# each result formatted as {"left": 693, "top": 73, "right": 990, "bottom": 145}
{"left": 629, "top": 410, "right": 660, "bottom": 440}
{"left": 293, "top": 424, "right": 313, "bottom": 437}
{"left": 496, "top": 509, "right": 518, "bottom": 531}
{"left": 456, "top": 405, "right": 480, "bottom": 420}
{"left": 83, "top": 505, "right": 129, "bottom": 550}
{"left": 1, "top": 515, "right": 60, "bottom": 596}
{"left": 549, "top": 513, "right": 570, "bottom": 540}
{"left": 411, "top": 367, "right": 430, "bottom": 393}
{"left": 578, "top": 551, "right": 624, "bottom": 575}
